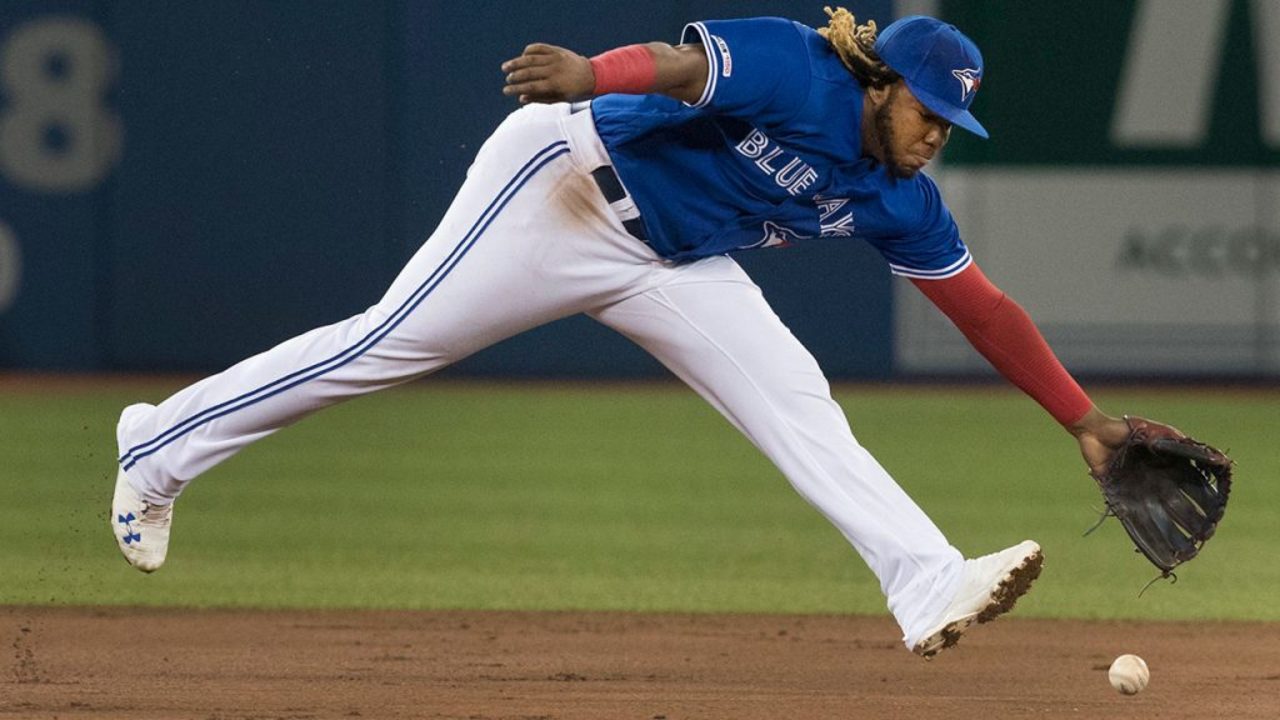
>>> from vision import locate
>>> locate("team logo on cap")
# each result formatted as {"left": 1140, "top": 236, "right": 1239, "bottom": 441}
{"left": 952, "top": 68, "right": 982, "bottom": 102}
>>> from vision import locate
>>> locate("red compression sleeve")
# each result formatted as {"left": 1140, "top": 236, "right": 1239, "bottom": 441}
{"left": 910, "top": 263, "right": 1093, "bottom": 426}
{"left": 589, "top": 45, "right": 657, "bottom": 95}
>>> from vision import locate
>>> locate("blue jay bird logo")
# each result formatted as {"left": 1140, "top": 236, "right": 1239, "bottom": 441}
{"left": 743, "top": 221, "right": 805, "bottom": 249}
{"left": 117, "top": 512, "right": 141, "bottom": 545}
{"left": 952, "top": 68, "right": 982, "bottom": 102}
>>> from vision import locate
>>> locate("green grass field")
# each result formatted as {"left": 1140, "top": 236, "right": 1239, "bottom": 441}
{"left": 2, "top": 380, "right": 1274, "bottom": 622}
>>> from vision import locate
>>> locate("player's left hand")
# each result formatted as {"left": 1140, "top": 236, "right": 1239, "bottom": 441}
{"left": 1068, "top": 407, "right": 1131, "bottom": 475}
{"left": 501, "top": 43, "right": 595, "bottom": 104}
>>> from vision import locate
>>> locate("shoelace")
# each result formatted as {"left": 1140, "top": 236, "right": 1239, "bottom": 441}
{"left": 140, "top": 502, "right": 172, "bottom": 523}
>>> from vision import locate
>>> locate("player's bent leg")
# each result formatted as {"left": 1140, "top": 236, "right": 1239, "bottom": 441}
{"left": 590, "top": 256, "right": 988, "bottom": 651}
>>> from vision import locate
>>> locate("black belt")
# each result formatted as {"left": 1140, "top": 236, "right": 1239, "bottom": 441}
{"left": 589, "top": 165, "right": 649, "bottom": 243}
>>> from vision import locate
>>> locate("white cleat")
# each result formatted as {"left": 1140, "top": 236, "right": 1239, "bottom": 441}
{"left": 110, "top": 468, "right": 173, "bottom": 573}
{"left": 912, "top": 540, "right": 1043, "bottom": 659}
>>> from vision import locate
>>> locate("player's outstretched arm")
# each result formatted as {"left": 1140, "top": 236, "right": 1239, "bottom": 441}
{"left": 909, "top": 263, "right": 1128, "bottom": 472}
{"left": 501, "top": 42, "right": 707, "bottom": 105}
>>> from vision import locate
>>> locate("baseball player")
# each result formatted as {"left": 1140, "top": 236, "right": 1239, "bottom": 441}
{"left": 110, "top": 8, "right": 1133, "bottom": 657}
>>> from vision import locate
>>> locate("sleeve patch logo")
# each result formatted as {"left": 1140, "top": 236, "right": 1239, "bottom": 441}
{"left": 712, "top": 35, "right": 732, "bottom": 77}
{"left": 952, "top": 68, "right": 981, "bottom": 102}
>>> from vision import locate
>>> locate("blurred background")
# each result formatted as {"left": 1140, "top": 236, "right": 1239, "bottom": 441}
{"left": 0, "top": 0, "right": 1276, "bottom": 380}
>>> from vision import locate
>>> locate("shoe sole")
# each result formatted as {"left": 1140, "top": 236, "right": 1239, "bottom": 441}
{"left": 915, "top": 548, "right": 1044, "bottom": 660}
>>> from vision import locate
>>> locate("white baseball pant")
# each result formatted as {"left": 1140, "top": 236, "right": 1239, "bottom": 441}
{"left": 115, "top": 102, "right": 963, "bottom": 647}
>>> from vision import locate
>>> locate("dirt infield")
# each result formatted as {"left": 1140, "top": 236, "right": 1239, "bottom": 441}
{"left": 3, "top": 608, "right": 1277, "bottom": 719}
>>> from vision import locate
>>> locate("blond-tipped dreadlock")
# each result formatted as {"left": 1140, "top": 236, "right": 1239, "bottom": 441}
{"left": 817, "top": 6, "right": 901, "bottom": 89}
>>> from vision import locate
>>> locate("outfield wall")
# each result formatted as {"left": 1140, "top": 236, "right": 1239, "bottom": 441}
{"left": 2, "top": 1, "right": 1275, "bottom": 379}
{"left": 0, "top": 1, "right": 895, "bottom": 378}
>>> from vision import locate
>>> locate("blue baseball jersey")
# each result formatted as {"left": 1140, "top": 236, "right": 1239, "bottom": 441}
{"left": 589, "top": 17, "right": 971, "bottom": 279}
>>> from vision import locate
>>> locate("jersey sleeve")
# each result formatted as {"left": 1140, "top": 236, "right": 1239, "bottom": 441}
{"left": 862, "top": 174, "right": 972, "bottom": 279}
{"left": 680, "top": 18, "right": 813, "bottom": 124}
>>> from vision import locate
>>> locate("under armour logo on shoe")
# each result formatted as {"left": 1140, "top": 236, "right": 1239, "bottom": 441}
{"left": 117, "top": 512, "right": 141, "bottom": 545}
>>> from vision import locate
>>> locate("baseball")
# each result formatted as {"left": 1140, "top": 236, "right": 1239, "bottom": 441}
{"left": 1108, "top": 654, "right": 1149, "bottom": 695}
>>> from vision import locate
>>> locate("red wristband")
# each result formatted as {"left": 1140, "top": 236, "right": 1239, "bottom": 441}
{"left": 589, "top": 45, "right": 657, "bottom": 95}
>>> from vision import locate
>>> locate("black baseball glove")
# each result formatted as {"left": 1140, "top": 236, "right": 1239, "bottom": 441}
{"left": 1089, "top": 416, "right": 1233, "bottom": 577}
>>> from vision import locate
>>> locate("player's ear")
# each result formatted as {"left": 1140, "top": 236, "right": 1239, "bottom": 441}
{"left": 865, "top": 83, "right": 893, "bottom": 108}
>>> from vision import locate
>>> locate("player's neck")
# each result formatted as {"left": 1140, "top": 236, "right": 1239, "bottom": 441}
{"left": 860, "top": 93, "right": 885, "bottom": 164}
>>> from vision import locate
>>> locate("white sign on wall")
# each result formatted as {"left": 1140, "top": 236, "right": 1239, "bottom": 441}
{"left": 898, "top": 170, "right": 1280, "bottom": 374}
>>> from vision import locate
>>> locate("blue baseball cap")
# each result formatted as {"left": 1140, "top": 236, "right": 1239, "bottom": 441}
{"left": 874, "top": 15, "right": 989, "bottom": 139}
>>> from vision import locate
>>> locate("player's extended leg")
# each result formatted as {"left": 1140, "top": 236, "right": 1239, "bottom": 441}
{"left": 588, "top": 256, "right": 1038, "bottom": 654}
{"left": 111, "top": 103, "right": 666, "bottom": 570}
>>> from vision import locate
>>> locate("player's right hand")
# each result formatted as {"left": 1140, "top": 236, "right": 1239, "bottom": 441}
{"left": 501, "top": 43, "right": 595, "bottom": 104}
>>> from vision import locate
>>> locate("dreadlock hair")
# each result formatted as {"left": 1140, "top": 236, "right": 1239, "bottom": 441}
{"left": 817, "top": 6, "right": 901, "bottom": 89}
